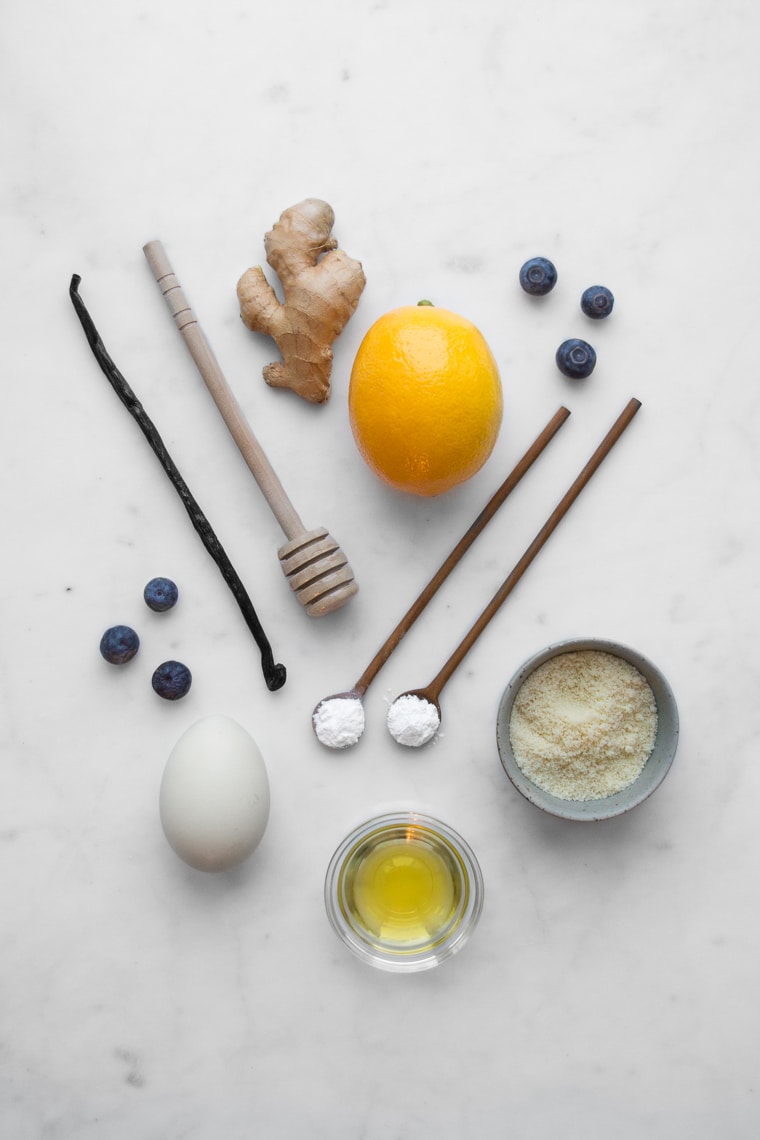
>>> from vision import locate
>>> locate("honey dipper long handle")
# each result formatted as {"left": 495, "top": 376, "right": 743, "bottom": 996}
{"left": 143, "top": 240, "right": 304, "bottom": 541}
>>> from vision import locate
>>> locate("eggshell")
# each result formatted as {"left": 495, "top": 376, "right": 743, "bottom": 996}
{"left": 159, "top": 715, "right": 270, "bottom": 872}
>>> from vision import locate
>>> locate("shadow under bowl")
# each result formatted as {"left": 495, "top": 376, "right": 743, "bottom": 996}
{"left": 496, "top": 638, "right": 679, "bottom": 822}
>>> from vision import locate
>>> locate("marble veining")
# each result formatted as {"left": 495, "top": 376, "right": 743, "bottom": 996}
{"left": 2, "top": 0, "right": 760, "bottom": 1136}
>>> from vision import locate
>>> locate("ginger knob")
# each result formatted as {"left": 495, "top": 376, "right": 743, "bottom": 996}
{"left": 236, "top": 199, "right": 366, "bottom": 404}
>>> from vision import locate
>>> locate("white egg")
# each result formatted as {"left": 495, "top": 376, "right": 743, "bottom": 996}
{"left": 159, "top": 714, "right": 270, "bottom": 872}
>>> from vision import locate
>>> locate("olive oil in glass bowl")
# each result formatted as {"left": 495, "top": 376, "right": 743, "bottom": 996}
{"left": 325, "top": 812, "right": 484, "bottom": 972}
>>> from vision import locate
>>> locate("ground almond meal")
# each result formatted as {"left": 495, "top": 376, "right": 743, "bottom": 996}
{"left": 508, "top": 650, "right": 658, "bottom": 801}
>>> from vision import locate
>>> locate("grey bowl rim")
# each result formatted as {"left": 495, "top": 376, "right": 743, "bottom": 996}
{"left": 496, "top": 637, "right": 680, "bottom": 822}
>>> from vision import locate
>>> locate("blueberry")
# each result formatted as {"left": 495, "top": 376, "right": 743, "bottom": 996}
{"left": 519, "top": 257, "right": 558, "bottom": 296}
{"left": 581, "top": 285, "right": 614, "bottom": 319}
{"left": 144, "top": 576, "right": 179, "bottom": 612}
{"left": 100, "top": 625, "right": 140, "bottom": 665}
{"left": 556, "top": 339, "right": 597, "bottom": 379}
{"left": 152, "top": 660, "right": 192, "bottom": 701}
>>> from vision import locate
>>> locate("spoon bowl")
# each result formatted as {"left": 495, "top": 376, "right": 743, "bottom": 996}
{"left": 386, "top": 688, "right": 442, "bottom": 748}
{"left": 312, "top": 690, "right": 367, "bottom": 749}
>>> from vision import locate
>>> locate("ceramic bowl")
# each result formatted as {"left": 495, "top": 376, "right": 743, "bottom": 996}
{"left": 496, "top": 638, "right": 679, "bottom": 822}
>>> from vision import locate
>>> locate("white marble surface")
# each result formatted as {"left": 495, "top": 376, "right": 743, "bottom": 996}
{"left": 3, "top": 0, "right": 759, "bottom": 1135}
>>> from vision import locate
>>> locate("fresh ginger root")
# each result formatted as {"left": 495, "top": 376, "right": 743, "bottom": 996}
{"left": 236, "top": 199, "right": 366, "bottom": 404}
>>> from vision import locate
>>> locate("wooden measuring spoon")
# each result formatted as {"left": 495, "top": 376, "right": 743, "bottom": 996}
{"left": 387, "top": 397, "right": 642, "bottom": 747}
{"left": 144, "top": 240, "right": 358, "bottom": 618}
{"left": 312, "top": 405, "right": 572, "bottom": 748}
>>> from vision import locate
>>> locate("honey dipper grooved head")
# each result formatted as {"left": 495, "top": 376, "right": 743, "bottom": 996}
{"left": 278, "top": 527, "right": 358, "bottom": 617}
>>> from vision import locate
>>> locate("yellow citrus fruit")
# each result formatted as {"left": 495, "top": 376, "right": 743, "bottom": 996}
{"left": 348, "top": 303, "right": 503, "bottom": 497}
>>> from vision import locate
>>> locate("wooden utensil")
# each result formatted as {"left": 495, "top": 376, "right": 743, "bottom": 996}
{"left": 312, "top": 405, "right": 572, "bottom": 747}
{"left": 143, "top": 240, "right": 358, "bottom": 618}
{"left": 387, "top": 397, "right": 642, "bottom": 746}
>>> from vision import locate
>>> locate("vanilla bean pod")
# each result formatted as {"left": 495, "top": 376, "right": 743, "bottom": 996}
{"left": 70, "top": 274, "right": 286, "bottom": 692}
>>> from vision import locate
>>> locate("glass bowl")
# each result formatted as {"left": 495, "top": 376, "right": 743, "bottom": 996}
{"left": 325, "top": 812, "right": 484, "bottom": 972}
{"left": 496, "top": 638, "right": 679, "bottom": 822}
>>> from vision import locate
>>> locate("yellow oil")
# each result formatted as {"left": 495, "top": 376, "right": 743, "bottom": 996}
{"left": 343, "top": 827, "right": 464, "bottom": 948}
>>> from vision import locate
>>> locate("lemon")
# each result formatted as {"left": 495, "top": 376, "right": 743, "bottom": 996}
{"left": 348, "top": 303, "right": 503, "bottom": 497}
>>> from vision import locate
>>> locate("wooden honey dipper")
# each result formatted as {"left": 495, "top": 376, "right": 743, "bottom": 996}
{"left": 144, "top": 240, "right": 358, "bottom": 617}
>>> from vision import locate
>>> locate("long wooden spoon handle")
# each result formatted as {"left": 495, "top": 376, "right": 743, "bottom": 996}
{"left": 143, "top": 240, "right": 304, "bottom": 541}
{"left": 428, "top": 397, "right": 642, "bottom": 699}
{"left": 353, "top": 405, "right": 571, "bottom": 694}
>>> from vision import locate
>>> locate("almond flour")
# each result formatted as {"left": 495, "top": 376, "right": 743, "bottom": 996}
{"left": 508, "top": 650, "right": 657, "bottom": 801}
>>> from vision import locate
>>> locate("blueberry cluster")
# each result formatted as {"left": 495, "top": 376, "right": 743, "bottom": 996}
{"left": 518, "top": 258, "right": 614, "bottom": 380}
{"left": 99, "top": 577, "right": 192, "bottom": 701}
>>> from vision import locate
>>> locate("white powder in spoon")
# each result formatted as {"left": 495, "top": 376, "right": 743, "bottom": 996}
{"left": 387, "top": 694, "right": 440, "bottom": 747}
{"left": 313, "top": 697, "right": 365, "bottom": 749}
